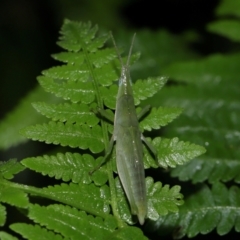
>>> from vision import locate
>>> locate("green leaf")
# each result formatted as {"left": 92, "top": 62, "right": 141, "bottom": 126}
{"left": 20, "top": 121, "right": 104, "bottom": 153}
{"left": 171, "top": 157, "right": 240, "bottom": 184}
{"left": 32, "top": 102, "right": 99, "bottom": 126}
{"left": 28, "top": 204, "right": 117, "bottom": 240}
{"left": 0, "top": 86, "right": 53, "bottom": 150}
{"left": 22, "top": 153, "right": 108, "bottom": 185}
{"left": 115, "top": 177, "right": 184, "bottom": 224}
{"left": 38, "top": 76, "right": 95, "bottom": 104}
{"left": 148, "top": 183, "right": 240, "bottom": 238}
{"left": 53, "top": 48, "right": 117, "bottom": 69}
{"left": 133, "top": 77, "right": 168, "bottom": 105}
{"left": 208, "top": 20, "right": 240, "bottom": 42}
{"left": 0, "top": 204, "right": 6, "bottom": 226}
{"left": 42, "top": 183, "right": 110, "bottom": 215}
{"left": 215, "top": 0, "right": 240, "bottom": 17}
{"left": 140, "top": 107, "right": 182, "bottom": 131}
{"left": 0, "top": 159, "right": 25, "bottom": 180}
{"left": 57, "top": 20, "right": 108, "bottom": 52}
{"left": 147, "top": 177, "right": 184, "bottom": 221}
{"left": 0, "top": 231, "right": 18, "bottom": 240}
{"left": 42, "top": 64, "right": 90, "bottom": 83}
{"left": 100, "top": 85, "right": 118, "bottom": 109}
{"left": 162, "top": 53, "right": 240, "bottom": 84}
{"left": 10, "top": 224, "right": 64, "bottom": 240}
{"left": 0, "top": 183, "right": 28, "bottom": 208}
{"left": 145, "top": 137, "right": 206, "bottom": 169}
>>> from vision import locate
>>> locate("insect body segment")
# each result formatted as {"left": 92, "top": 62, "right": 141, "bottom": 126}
{"left": 111, "top": 34, "right": 147, "bottom": 225}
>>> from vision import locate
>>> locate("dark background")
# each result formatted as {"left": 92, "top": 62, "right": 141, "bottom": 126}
{"left": 0, "top": 0, "right": 220, "bottom": 117}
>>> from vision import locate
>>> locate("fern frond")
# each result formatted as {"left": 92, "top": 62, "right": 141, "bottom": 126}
{"left": 145, "top": 137, "right": 206, "bottom": 169}
{"left": 20, "top": 121, "right": 104, "bottom": 153}
{"left": 28, "top": 204, "right": 118, "bottom": 240}
{"left": 215, "top": 0, "right": 240, "bottom": 17}
{"left": 115, "top": 177, "right": 183, "bottom": 224}
{"left": 57, "top": 21, "right": 108, "bottom": 52}
{"left": 207, "top": 0, "right": 240, "bottom": 42}
{"left": 0, "top": 87, "right": 53, "bottom": 150}
{"left": 99, "top": 76, "right": 168, "bottom": 109}
{"left": 0, "top": 231, "right": 18, "bottom": 240}
{"left": 100, "top": 85, "right": 118, "bottom": 109}
{"left": 171, "top": 157, "right": 240, "bottom": 184}
{"left": 32, "top": 102, "right": 99, "bottom": 126}
{"left": 162, "top": 53, "right": 240, "bottom": 84}
{"left": 149, "top": 183, "right": 240, "bottom": 238}
{"left": 52, "top": 48, "right": 117, "bottom": 68}
{"left": 140, "top": 107, "right": 183, "bottom": 131}
{"left": 147, "top": 177, "right": 183, "bottom": 221}
{"left": 41, "top": 183, "right": 110, "bottom": 216}
{"left": 0, "top": 184, "right": 28, "bottom": 208}
{"left": 0, "top": 159, "right": 25, "bottom": 179}
{"left": 10, "top": 223, "right": 64, "bottom": 240}
{"left": 41, "top": 65, "right": 90, "bottom": 82}
{"left": 133, "top": 77, "right": 168, "bottom": 105}
{"left": 0, "top": 204, "right": 6, "bottom": 226}
{"left": 22, "top": 153, "right": 108, "bottom": 185}
{"left": 38, "top": 76, "right": 95, "bottom": 104}
{"left": 208, "top": 20, "right": 240, "bottom": 43}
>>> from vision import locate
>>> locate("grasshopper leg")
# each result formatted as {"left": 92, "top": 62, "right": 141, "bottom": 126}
{"left": 93, "top": 107, "right": 114, "bottom": 123}
{"left": 141, "top": 134, "right": 157, "bottom": 160}
{"left": 137, "top": 105, "right": 151, "bottom": 120}
{"left": 89, "top": 135, "right": 115, "bottom": 175}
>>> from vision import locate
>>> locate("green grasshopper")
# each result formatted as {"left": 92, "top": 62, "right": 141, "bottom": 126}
{"left": 95, "top": 33, "right": 156, "bottom": 225}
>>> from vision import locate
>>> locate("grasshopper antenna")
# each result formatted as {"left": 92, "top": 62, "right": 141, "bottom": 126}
{"left": 110, "top": 32, "right": 124, "bottom": 67}
{"left": 127, "top": 33, "right": 136, "bottom": 67}
{"left": 110, "top": 32, "right": 136, "bottom": 67}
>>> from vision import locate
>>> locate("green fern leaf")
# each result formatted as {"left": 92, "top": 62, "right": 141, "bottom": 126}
{"left": 215, "top": 0, "right": 240, "bottom": 17}
{"left": 100, "top": 77, "right": 168, "bottom": 109}
{"left": 100, "top": 85, "right": 118, "bottom": 109}
{"left": 93, "top": 63, "right": 118, "bottom": 86}
{"left": 10, "top": 223, "right": 64, "bottom": 240}
{"left": 145, "top": 137, "right": 206, "bottom": 168}
{"left": 0, "top": 87, "right": 53, "bottom": 150}
{"left": 140, "top": 107, "right": 183, "bottom": 131}
{"left": 28, "top": 204, "right": 117, "bottom": 240}
{"left": 171, "top": 157, "right": 240, "bottom": 184}
{"left": 42, "top": 65, "right": 90, "bottom": 82}
{"left": 0, "top": 204, "right": 6, "bottom": 226}
{"left": 115, "top": 177, "right": 184, "bottom": 224}
{"left": 0, "top": 231, "right": 18, "bottom": 240}
{"left": 20, "top": 121, "right": 104, "bottom": 153}
{"left": 147, "top": 177, "right": 183, "bottom": 221}
{"left": 133, "top": 76, "right": 168, "bottom": 105}
{"left": 52, "top": 51, "right": 84, "bottom": 65}
{"left": 52, "top": 48, "right": 117, "bottom": 69}
{"left": 89, "top": 48, "right": 118, "bottom": 68}
{"left": 162, "top": 53, "right": 240, "bottom": 84}
{"left": 22, "top": 153, "right": 108, "bottom": 185}
{"left": 38, "top": 76, "right": 95, "bottom": 104}
{"left": 208, "top": 20, "right": 240, "bottom": 42}
{"left": 0, "top": 184, "right": 28, "bottom": 208}
{"left": 149, "top": 183, "right": 240, "bottom": 238}
{"left": 0, "top": 159, "right": 25, "bottom": 180}
{"left": 57, "top": 20, "right": 108, "bottom": 52}
{"left": 32, "top": 102, "right": 99, "bottom": 126}
{"left": 42, "top": 183, "right": 110, "bottom": 216}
